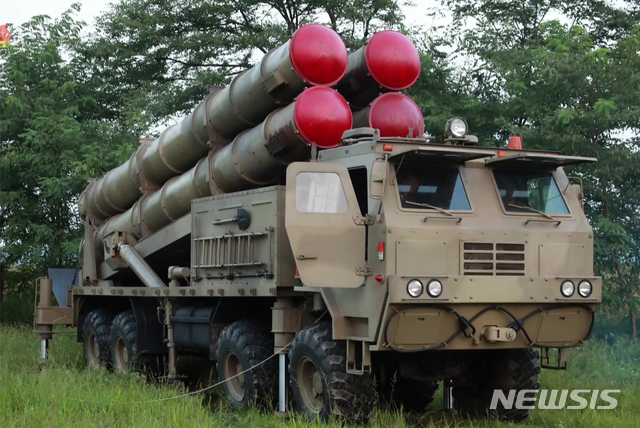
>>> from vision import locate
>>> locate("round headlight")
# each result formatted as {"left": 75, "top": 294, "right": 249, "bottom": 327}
{"left": 560, "top": 280, "right": 575, "bottom": 297}
{"left": 407, "top": 279, "right": 423, "bottom": 298}
{"left": 578, "top": 280, "right": 592, "bottom": 297}
{"left": 427, "top": 279, "right": 443, "bottom": 298}
{"left": 446, "top": 117, "right": 468, "bottom": 138}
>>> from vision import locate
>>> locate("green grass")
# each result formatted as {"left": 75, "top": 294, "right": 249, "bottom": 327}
{"left": 1, "top": 325, "right": 640, "bottom": 427}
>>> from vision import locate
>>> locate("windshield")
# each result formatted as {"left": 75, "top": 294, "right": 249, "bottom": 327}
{"left": 493, "top": 170, "right": 569, "bottom": 215}
{"left": 396, "top": 165, "right": 471, "bottom": 210}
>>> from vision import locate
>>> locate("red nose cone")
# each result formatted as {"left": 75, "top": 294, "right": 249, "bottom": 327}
{"left": 368, "top": 93, "right": 424, "bottom": 138}
{"left": 294, "top": 87, "right": 353, "bottom": 149}
{"left": 365, "top": 31, "right": 421, "bottom": 91}
{"left": 290, "top": 24, "right": 349, "bottom": 86}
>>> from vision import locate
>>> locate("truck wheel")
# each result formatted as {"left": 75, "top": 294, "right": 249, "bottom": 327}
{"left": 215, "top": 320, "right": 277, "bottom": 408}
{"left": 110, "top": 311, "right": 139, "bottom": 374}
{"left": 392, "top": 378, "right": 438, "bottom": 412}
{"left": 288, "top": 321, "right": 374, "bottom": 423}
{"left": 453, "top": 349, "right": 540, "bottom": 422}
{"left": 82, "top": 308, "right": 114, "bottom": 369}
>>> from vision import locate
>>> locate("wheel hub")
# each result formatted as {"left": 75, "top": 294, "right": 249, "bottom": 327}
{"left": 114, "top": 336, "right": 129, "bottom": 373}
{"left": 87, "top": 332, "right": 99, "bottom": 365}
{"left": 312, "top": 371, "right": 323, "bottom": 396}
{"left": 223, "top": 351, "right": 246, "bottom": 402}
{"left": 297, "top": 356, "right": 325, "bottom": 413}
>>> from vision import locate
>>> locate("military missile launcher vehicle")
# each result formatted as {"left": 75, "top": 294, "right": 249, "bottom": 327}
{"left": 35, "top": 25, "right": 601, "bottom": 423}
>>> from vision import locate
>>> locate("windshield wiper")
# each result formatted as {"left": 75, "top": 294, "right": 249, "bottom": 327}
{"left": 406, "top": 200, "right": 454, "bottom": 216}
{"left": 508, "top": 203, "right": 553, "bottom": 220}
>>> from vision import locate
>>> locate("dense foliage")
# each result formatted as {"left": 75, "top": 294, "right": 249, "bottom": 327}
{"left": 1, "top": 0, "right": 639, "bottom": 331}
{"left": 0, "top": 5, "right": 138, "bottom": 310}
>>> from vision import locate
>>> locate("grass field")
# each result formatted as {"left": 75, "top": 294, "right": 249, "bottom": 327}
{"left": 1, "top": 325, "right": 639, "bottom": 427}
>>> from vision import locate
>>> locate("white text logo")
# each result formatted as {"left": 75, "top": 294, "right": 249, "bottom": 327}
{"left": 490, "top": 389, "right": 621, "bottom": 410}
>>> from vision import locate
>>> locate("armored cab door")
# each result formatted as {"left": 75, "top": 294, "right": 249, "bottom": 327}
{"left": 285, "top": 162, "right": 366, "bottom": 288}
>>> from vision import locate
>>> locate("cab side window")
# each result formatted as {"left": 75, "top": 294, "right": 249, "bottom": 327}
{"left": 296, "top": 172, "right": 348, "bottom": 214}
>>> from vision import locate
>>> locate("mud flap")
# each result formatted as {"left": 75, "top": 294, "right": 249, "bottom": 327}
{"left": 130, "top": 298, "right": 166, "bottom": 355}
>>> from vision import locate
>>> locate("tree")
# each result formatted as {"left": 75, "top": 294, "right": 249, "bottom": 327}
{"left": 407, "top": 39, "right": 473, "bottom": 139}
{"left": 0, "top": 5, "right": 137, "bottom": 318}
{"left": 83, "top": 0, "right": 405, "bottom": 123}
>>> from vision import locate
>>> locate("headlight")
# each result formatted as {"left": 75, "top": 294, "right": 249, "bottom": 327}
{"left": 407, "top": 279, "right": 423, "bottom": 297}
{"left": 560, "top": 280, "right": 575, "bottom": 297}
{"left": 427, "top": 279, "right": 443, "bottom": 298}
{"left": 445, "top": 117, "right": 468, "bottom": 138}
{"left": 578, "top": 280, "right": 592, "bottom": 297}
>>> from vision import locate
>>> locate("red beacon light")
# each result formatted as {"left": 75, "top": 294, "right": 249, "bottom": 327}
{"left": 508, "top": 135, "right": 522, "bottom": 150}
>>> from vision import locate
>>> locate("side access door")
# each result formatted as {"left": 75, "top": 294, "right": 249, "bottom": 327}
{"left": 285, "top": 162, "right": 366, "bottom": 288}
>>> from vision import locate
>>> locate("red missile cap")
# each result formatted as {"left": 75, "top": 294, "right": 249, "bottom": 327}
{"left": 294, "top": 87, "right": 353, "bottom": 149}
{"left": 365, "top": 30, "right": 421, "bottom": 91}
{"left": 368, "top": 93, "right": 424, "bottom": 138}
{"left": 290, "top": 24, "right": 349, "bottom": 87}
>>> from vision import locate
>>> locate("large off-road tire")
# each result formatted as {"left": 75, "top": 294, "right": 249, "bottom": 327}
{"left": 289, "top": 322, "right": 374, "bottom": 423}
{"left": 215, "top": 320, "right": 277, "bottom": 409}
{"left": 110, "top": 310, "right": 140, "bottom": 374}
{"left": 82, "top": 308, "right": 114, "bottom": 369}
{"left": 453, "top": 349, "right": 540, "bottom": 422}
{"left": 391, "top": 378, "right": 439, "bottom": 412}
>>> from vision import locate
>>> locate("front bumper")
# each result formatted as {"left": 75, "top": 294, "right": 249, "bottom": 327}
{"left": 375, "top": 275, "right": 600, "bottom": 352}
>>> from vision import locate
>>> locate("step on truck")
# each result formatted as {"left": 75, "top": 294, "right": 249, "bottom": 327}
{"left": 35, "top": 24, "right": 601, "bottom": 423}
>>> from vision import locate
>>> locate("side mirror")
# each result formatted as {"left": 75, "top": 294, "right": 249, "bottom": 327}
{"left": 369, "top": 160, "right": 387, "bottom": 199}
{"left": 565, "top": 176, "right": 584, "bottom": 211}
{"left": 570, "top": 183, "right": 584, "bottom": 210}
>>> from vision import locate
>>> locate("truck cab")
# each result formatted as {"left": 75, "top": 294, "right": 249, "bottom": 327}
{"left": 285, "top": 126, "right": 600, "bottom": 419}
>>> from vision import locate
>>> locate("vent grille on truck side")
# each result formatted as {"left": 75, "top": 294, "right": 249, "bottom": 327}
{"left": 193, "top": 233, "right": 268, "bottom": 268}
{"left": 462, "top": 242, "right": 525, "bottom": 276}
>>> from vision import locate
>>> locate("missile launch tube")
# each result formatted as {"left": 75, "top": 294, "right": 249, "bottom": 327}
{"left": 336, "top": 30, "right": 421, "bottom": 110}
{"left": 352, "top": 93, "right": 424, "bottom": 138}
{"left": 210, "top": 87, "right": 352, "bottom": 194}
{"left": 83, "top": 24, "right": 348, "bottom": 222}
{"left": 98, "top": 87, "right": 352, "bottom": 241}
